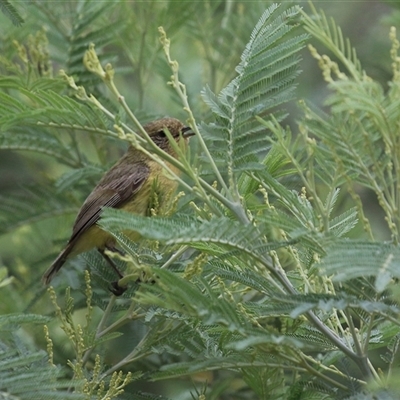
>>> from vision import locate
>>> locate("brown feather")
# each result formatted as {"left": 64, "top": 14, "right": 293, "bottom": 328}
{"left": 42, "top": 117, "right": 190, "bottom": 287}
{"left": 70, "top": 163, "right": 149, "bottom": 242}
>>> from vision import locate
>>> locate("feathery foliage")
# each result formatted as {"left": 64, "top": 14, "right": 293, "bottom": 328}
{"left": 0, "top": 0, "right": 23, "bottom": 26}
{"left": 201, "top": 4, "right": 308, "bottom": 189}
{"left": 2, "top": 1, "right": 400, "bottom": 398}
{"left": 0, "top": 313, "right": 86, "bottom": 399}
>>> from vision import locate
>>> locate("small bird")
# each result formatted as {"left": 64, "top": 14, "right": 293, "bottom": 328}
{"left": 42, "top": 117, "right": 193, "bottom": 294}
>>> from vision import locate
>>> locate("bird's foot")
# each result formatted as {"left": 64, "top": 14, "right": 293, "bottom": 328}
{"left": 110, "top": 280, "right": 127, "bottom": 296}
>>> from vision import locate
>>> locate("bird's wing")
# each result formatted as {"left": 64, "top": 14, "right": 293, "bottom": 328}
{"left": 69, "top": 162, "right": 150, "bottom": 243}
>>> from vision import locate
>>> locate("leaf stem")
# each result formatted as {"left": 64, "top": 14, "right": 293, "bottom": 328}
{"left": 82, "top": 295, "right": 116, "bottom": 365}
{"left": 158, "top": 26, "right": 231, "bottom": 198}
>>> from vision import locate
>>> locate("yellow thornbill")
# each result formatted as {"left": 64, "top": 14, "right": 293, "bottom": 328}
{"left": 42, "top": 117, "right": 193, "bottom": 295}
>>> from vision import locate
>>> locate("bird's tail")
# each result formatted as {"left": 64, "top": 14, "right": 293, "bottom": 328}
{"left": 42, "top": 245, "right": 72, "bottom": 285}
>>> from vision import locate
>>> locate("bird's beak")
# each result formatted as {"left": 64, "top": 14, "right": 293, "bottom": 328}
{"left": 181, "top": 126, "right": 195, "bottom": 138}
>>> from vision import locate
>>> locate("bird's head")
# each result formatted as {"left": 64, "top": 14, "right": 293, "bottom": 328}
{"left": 144, "top": 117, "right": 194, "bottom": 151}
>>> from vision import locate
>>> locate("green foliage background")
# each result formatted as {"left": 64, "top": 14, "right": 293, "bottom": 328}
{"left": 1, "top": 1, "right": 400, "bottom": 399}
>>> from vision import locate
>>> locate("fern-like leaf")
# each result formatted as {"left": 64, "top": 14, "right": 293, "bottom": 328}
{"left": 0, "top": 184, "right": 77, "bottom": 235}
{"left": 0, "top": 77, "right": 114, "bottom": 138}
{"left": 247, "top": 293, "right": 399, "bottom": 320}
{"left": 0, "top": 0, "right": 24, "bottom": 26}
{"left": 321, "top": 241, "right": 400, "bottom": 292}
{"left": 0, "top": 313, "right": 50, "bottom": 329}
{"left": 302, "top": 2, "right": 363, "bottom": 80}
{"left": 99, "top": 209, "right": 292, "bottom": 264}
{"left": 0, "top": 127, "right": 77, "bottom": 166}
{"left": 201, "top": 4, "right": 307, "bottom": 181}
{"left": 136, "top": 269, "right": 245, "bottom": 330}
{"left": 0, "top": 313, "right": 85, "bottom": 399}
{"left": 0, "top": 352, "right": 85, "bottom": 400}
{"left": 65, "top": 1, "right": 125, "bottom": 86}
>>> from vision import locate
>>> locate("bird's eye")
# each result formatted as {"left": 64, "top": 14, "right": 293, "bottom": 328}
{"left": 157, "top": 130, "right": 166, "bottom": 137}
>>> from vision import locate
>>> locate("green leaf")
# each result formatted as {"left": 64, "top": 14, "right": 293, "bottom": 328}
{"left": 247, "top": 293, "right": 400, "bottom": 320}
{"left": 0, "top": 184, "right": 77, "bottom": 235}
{"left": 0, "top": 85, "right": 113, "bottom": 137}
{"left": 0, "top": 340, "right": 85, "bottom": 399}
{"left": 0, "top": 0, "right": 24, "bottom": 26}
{"left": 329, "top": 207, "right": 358, "bottom": 237}
{"left": 136, "top": 269, "right": 245, "bottom": 329}
{"left": 99, "top": 209, "right": 292, "bottom": 264}
{"left": 0, "top": 127, "right": 76, "bottom": 166}
{"left": 321, "top": 241, "right": 400, "bottom": 292}
{"left": 55, "top": 165, "right": 104, "bottom": 192}
{"left": 201, "top": 4, "right": 308, "bottom": 176}
{"left": 0, "top": 313, "right": 51, "bottom": 331}
{"left": 209, "top": 261, "right": 276, "bottom": 295}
